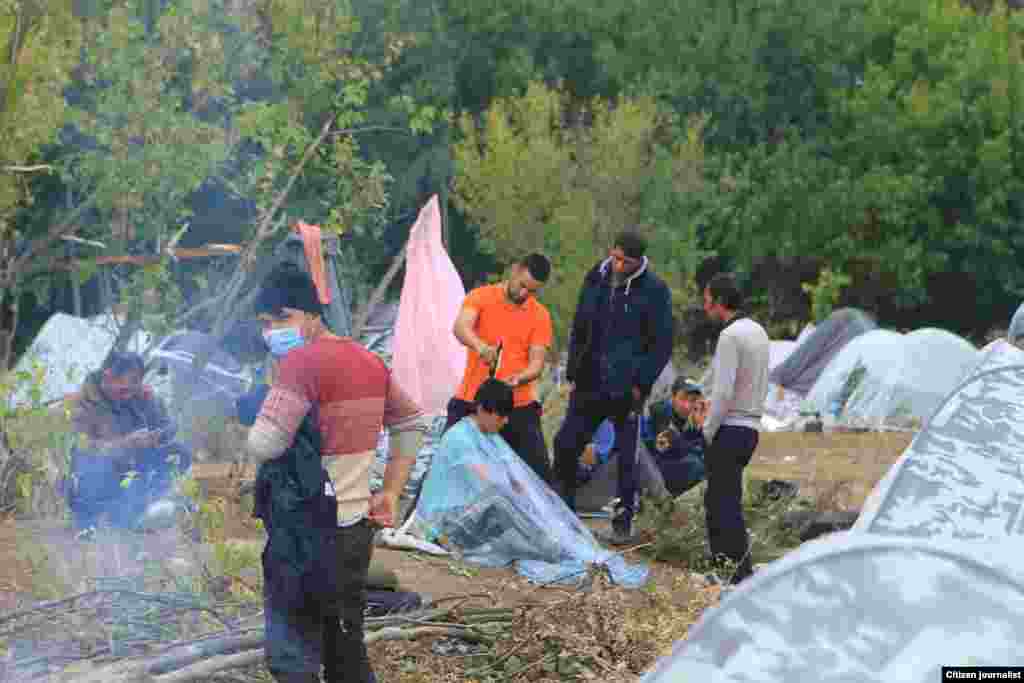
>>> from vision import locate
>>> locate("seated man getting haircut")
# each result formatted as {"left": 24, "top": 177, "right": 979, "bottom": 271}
{"left": 69, "top": 351, "right": 191, "bottom": 530}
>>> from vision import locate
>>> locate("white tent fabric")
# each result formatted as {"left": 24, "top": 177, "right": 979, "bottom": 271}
{"left": 768, "top": 308, "right": 876, "bottom": 396}
{"left": 762, "top": 340, "right": 801, "bottom": 427}
{"left": 640, "top": 536, "right": 1024, "bottom": 682}
{"left": 958, "top": 338, "right": 1024, "bottom": 383}
{"left": 8, "top": 312, "right": 151, "bottom": 408}
{"left": 855, "top": 340, "right": 1024, "bottom": 540}
{"left": 805, "top": 328, "right": 977, "bottom": 430}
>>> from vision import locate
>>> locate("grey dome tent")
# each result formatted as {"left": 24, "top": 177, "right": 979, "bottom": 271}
{"left": 805, "top": 328, "right": 977, "bottom": 431}
{"left": 640, "top": 536, "right": 1024, "bottom": 682}
{"left": 768, "top": 308, "right": 876, "bottom": 397}
{"left": 854, "top": 338, "right": 1024, "bottom": 540}
{"left": 1009, "top": 302, "right": 1024, "bottom": 346}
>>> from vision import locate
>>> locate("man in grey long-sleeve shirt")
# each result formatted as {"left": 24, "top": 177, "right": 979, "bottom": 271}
{"left": 701, "top": 272, "right": 770, "bottom": 584}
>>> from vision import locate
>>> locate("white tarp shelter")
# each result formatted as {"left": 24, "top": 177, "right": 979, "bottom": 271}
{"left": 8, "top": 312, "right": 151, "bottom": 408}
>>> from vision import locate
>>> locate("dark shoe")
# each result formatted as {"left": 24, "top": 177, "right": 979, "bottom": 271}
{"left": 269, "top": 672, "right": 320, "bottom": 683}
{"left": 602, "top": 512, "right": 634, "bottom": 546}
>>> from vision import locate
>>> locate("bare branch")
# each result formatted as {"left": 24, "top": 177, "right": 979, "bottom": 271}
{"left": 60, "top": 235, "right": 107, "bottom": 249}
{"left": 206, "top": 112, "right": 340, "bottom": 344}
{"left": 351, "top": 242, "right": 407, "bottom": 339}
{"left": 11, "top": 188, "right": 101, "bottom": 280}
{"left": 328, "top": 125, "right": 413, "bottom": 138}
{"left": 2, "top": 164, "right": 53, "bottom": 173}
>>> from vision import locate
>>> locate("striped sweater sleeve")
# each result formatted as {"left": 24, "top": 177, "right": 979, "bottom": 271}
{"left": 383, "top": 373, "right": 425, "bottom": 434}
{"left": 247, "top": 355, "right": 314, "bottom": 464}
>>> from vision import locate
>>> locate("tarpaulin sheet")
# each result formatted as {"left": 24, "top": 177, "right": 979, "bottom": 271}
{"left": 390, "top": 196, "right": 467, "bottom": 415}
{"left": 410, "top": 416, "right": 649, "bottom": 588}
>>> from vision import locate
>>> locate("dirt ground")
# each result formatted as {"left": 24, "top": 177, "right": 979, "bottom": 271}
{"left": 0, "top": 429, "right": 913, "bottom": 681}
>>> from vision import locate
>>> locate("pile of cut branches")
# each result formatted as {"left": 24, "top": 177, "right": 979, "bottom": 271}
{"left": 0, "top": 590, "right": 516, "bottom": 683}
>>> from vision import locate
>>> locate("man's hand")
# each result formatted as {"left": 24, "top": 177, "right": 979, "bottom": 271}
{"left": 368, "top": 490, "right": 400, "bottom": 528}
{"left": 505, "top": 372, "right": 529, "bottom": 387}
{"left": 691, "top": 400, "right": 708, "bottom": 428}
{"left": 477, "top": 343, "right": 499, "bottom": 364}
{"left": 655, "top": 430, "right": 674, "bottom": 453}
{"left": 581, "top": 443, "right": 598, "bottom": 466}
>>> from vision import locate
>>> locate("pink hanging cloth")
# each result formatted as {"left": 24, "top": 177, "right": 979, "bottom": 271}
{"left": 294, "top": 221, "right": 331, "bottom": 304}
{"left": 390, "top": 196, "right": 467, "bottom": 415}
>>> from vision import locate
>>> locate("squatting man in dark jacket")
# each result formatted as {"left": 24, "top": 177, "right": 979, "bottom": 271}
{"left": 641, "top": 378, "right": 708, "bottom": 497}
{"left": 243, "top": 266, "right": 426, "bottom": 683}
{"left": 553, "top": 229, "right": 674, "bottom": 544}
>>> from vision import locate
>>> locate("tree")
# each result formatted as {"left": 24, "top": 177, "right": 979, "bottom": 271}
{"left": 453, "top": 81, "right": 706, "bottom": 344}
{"left": 696, "top": 0, "right": 1024, "bottom": 335}
{"left": 0, "top": 0, "right": 80, "bottom": 370}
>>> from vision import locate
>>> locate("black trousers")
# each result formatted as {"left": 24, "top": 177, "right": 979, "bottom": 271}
{"left": 552, "top": 389, "right": 639, "bottom": 517}
{"left": 264, "top": 520, "right": 376, "bottom": 683}
{"left": 704, "top": 425, "right": 759, "bottom": 583}
{"left": 444, "top": 398, "right": 551, "bottom": 483}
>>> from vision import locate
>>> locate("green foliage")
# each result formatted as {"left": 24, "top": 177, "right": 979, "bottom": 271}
{"left": 634, "top": 479, "right": 804, "bottom": 571}
{"left": 64, "top": 1, "right": 235, "bottom": 248}
{"left": 803, "top": 268, "right": 852, "bottom": 323}
{"left": 0, "top": 361, "right": 75, "bottom": 516}
{"left": 453, "top": 82, "right": 705, "bottom": 344}
{"left": 0, "top": 0, "right": 80, "bottom": 222}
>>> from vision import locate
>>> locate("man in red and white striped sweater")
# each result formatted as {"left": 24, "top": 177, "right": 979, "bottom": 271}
{"left": 246, "top": 266, "right": 425, "bottom": 683}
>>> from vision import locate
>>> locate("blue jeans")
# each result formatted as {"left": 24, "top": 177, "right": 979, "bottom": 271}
{"left": 69, "top": 444, "right": 191, "bottom": 530}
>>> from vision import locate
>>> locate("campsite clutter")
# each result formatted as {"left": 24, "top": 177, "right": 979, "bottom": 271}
{"left": 5, "top": 193, "right": 1024, "bottom": 681}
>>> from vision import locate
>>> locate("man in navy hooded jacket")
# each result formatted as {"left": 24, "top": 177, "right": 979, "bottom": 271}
{"left": 553, "top": 230, "right": 673, "bottom": 543}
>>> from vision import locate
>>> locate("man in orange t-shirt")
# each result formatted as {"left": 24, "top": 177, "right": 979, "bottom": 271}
{"left": 446, "top": 253, "right": 554, "bottom": 482}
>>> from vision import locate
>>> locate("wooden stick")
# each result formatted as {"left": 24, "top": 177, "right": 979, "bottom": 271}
{"left": 351, "top": 242, "right": 407, "bottom": 339}
{"left": 2, "top": 164, "right": 53, "bottom": 173}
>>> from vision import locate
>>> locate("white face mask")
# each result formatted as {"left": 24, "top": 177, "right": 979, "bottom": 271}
{"left": 263, "top": 327, "right": 305, "bottom": 358}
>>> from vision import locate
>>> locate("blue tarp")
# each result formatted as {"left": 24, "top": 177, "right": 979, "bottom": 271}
{"left": 409, "top": 417, "right": 649, "bottom": 588}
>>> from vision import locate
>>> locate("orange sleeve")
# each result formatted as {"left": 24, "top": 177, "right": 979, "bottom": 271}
{"left": 461, "top": 286, "right": 492, "bottom": 313}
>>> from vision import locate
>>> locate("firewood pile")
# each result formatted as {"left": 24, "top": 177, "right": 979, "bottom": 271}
{"left": 0, "top": 586, "right": 516, "bottom": 682}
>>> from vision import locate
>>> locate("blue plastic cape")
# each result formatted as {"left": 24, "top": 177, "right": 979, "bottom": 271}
{"left": 411, "top": 417, "right": 649, "bottom": 588}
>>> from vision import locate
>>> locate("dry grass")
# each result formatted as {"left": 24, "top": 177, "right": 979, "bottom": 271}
{"left": 750, "top": 430, "right": 912, "bottom": 508}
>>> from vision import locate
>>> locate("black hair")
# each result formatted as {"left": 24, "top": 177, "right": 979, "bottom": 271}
{"left": 613, "top": 229, "right": 647, "bottom": 259}
{"left": 519, "top": 253, "right": 552, "bottom": 283}
{"left": 706, "top": 272, "right": 744, "bottom": 311}
{"left": 474, "top": 378, "right": 514, "bottom": 417}
{"left": 104, "top": 351, "right": 145, "bottom": 377}
{"left": 253, "top": 265, "right": 323, "bottom": 317}
{"left": 671, "top": 377, "right": 703, "bottom": 397}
